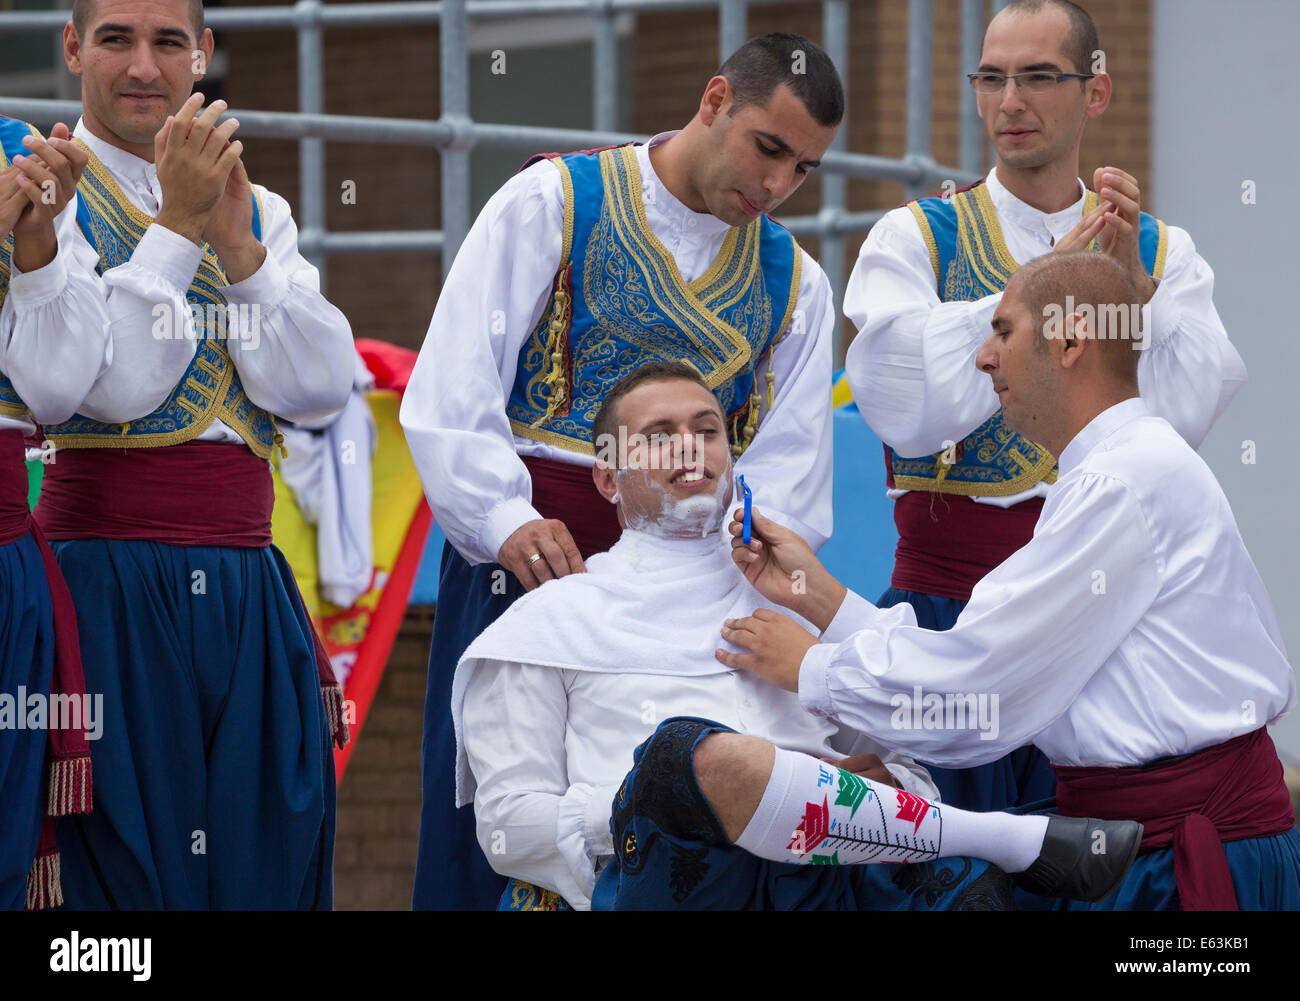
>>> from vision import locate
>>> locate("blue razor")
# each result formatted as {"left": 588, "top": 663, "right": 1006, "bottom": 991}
{"left": 738, "top": 475, "right": 752, "bottom": 543}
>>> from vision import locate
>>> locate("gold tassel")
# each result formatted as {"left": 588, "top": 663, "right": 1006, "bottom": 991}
{"left": 322, "top": 683, "right": 350, "bottom": 749}
{"left": 48, "top": 755, "right": 92, "bottom": 816}
{"left": 531, "top": 282, "right": 572, "bottom": 429}
{"left": 25, "top": 851, "right": 62, "bottom": 911}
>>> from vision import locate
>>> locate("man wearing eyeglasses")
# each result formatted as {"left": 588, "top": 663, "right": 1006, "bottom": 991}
{"left": 841, "top": 0, "right": 1246, "bottom": 814}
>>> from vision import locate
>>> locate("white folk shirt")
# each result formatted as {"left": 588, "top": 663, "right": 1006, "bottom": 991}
{"left": 0, "top": 119, "right": 354, "bottom": 442}
{"left": 458, "top": 530, "right": 937, "bottom": 910}
{"left": 843, "top": 168, "right": 1248, "bottom": 508}
{"left": 801, "top": 397, "right": 1296, "bottom": 769}
{"left": 400, "top": 131, "right": 837, "bottom": 565}
{"left": 0, "top": 193, "right": 111, "bottom": 437}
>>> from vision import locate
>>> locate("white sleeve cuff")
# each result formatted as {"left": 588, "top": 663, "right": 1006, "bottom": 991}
{"left": 8, "top": 251, "right": 68, "bottom": 307}
{"left": 221, "top": 245, "right": 287, "bottom": 306}
{"left": 479, "top": 495, "right": 544, "bottom": 566}
{"left": 582, "top": 781, "right": 622, "bottom": 860}
{"left": 136, "top": 224, "right": 205, "bottom": 294}
{"left": 819, "top": 588, "right": 876, "bottom": 644}
{"left": 798, "top": 642, "right": 836, "bottom": 719}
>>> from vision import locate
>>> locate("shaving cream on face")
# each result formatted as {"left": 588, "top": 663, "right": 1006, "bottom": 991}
{"left": 616, "top": 464, "right": 733, "bottom": 539}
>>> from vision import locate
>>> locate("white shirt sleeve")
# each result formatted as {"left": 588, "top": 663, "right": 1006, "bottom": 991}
{"left": 0, "top": 196, "right": 112, "bottom": 425}
{"left": 732, "top": 251, "right": 835, "bottom": 552}
{"left": 221, "top": 186, "right": 354, "bottom": 424}
{"left": 1134, "top": 226, "right": 1247, "bottom": 450}
{"left": 462, "top": 657, "right": 618, "bottom": 910}
{"left": 799, "top": 471, "right": 1162, "bottom": 766}
{"left": 842, "top": 207, "right": 1002, "bottom": 458}
{"left": 399, "top": 162, "right": 565, "bottom": 566}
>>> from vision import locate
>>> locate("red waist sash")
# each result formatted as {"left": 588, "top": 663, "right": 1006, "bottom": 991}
{"left": 31, "top": 440, "right": 349, "bottom": 749}
{"left": 35, "top": 441, "right": 273, "bottom": 547}
{"left": 1052, "top": 728, "right": 1297, "bottom": 910}
{"left": 890, "top": 490, "right": 1043, "bottom": 601}
{"left": 0, "top": 430, "right": 93, "bottom": 909}
{"left": 522, "top": 455, "right": 622, "bottom": 559}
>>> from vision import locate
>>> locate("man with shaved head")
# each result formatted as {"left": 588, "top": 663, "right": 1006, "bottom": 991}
{"left": 841, "top": 0, "right": 1247, "bottom": 815}
{"left": 712, "top": 249, "right": 1299, "bottom": 910}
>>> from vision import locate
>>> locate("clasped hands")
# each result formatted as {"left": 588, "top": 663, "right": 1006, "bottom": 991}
{"left": 1053, "top": 165, "right": 1157, "bottom": 303}
{"left": 153, "top": 93, "right": 264, "bottom": 282}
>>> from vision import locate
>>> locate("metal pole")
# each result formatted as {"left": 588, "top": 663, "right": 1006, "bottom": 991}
{"left": 592, "top": 1, "right": 618, "bottom": 131}
{"left": 718, "top": 0, "right": 745, "bottom": 63}
{"left": 960, "top": 0, "right": 983, "bottom": 177}
{"left": 440, "top": 0, "right": 471, "bottom": 280}
{"left": 296, "top": 0, "right": 326, "bottom": 287}
{"left": 905, "top": 0, "right": 933, "bottom": 199}
{"left": 821, "top": 0, "right": 849, "bottom": 363}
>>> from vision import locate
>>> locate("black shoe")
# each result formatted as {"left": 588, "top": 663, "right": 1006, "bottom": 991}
{"left": 1013, "top": 815, "right": 1144, "bottom": 903}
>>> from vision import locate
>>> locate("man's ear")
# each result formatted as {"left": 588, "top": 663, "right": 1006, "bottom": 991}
{"left": 1084, "top": 72, "right": 1111, "bottom": 120}
{"left": 699, "top": 76, "right": 730, "bottom": 126}
{"left": 592, "top": 461, "right": 619, "bottom": 504}
{"left": 1060, "top": 309, "right": 1091, "bottom": 369}
{"left": 63, "top": 21, "right": 83, "bottom": 76}
{"left": 194, "top": 28, "right": 215, "bottom": 81}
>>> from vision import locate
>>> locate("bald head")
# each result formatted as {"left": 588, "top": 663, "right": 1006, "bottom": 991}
{"left": 1009, "top": 250, "right": 1144, "bottom": 382}
{"left": 991, "top": 0, "right": 1099, "bottom": 74}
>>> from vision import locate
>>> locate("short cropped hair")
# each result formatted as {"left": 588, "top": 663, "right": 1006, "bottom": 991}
{"left": 591, "top": 361, "right": 722, "bottom": 464}
{"left": 1010, "top": 250, "right": 1143, "bottom": 381}
{"left": 718, "top": 33, "right": 844, "bottom": 127}
{"left": 73, "top": 0, "right": 205, "bottom": 40}
{"left": 999, "top": 0, "right": 1100, "bottom": 76}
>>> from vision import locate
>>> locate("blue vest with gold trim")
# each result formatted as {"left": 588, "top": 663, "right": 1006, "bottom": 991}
{"left": 889, "top": 179, "right": 1168, "bottom": 495}
{"left": 0, "top": 116, "right": 39, "bottom": 419}
{"left": 504, "top": 145, "right": 802, "bottom": 459}
{"left": 39, "top": 137, "right": 280, "bottom": 459}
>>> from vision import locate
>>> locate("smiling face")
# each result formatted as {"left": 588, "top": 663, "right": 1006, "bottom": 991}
{"left": 976, "top": 278, "right": 1063, "bottom": 443}
{"left": 592, "top": 377, "right": 734, "bottom": 539}
{"left": 693, "top": 80, "right": 838, "bottom": 227}
{"left": 65, "top": 0, "right": 212, "bottom": 157}
{"left": 976, "top": 7, "right": 1104, "bottom": 171}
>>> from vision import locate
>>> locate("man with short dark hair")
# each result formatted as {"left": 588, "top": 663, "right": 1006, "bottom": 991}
{"left": 6, "top": 0, "right": 355, "bottom": 909}
{"left": 841, "top": 0, "right": 1246, "bottom": 814}
{"left": 723, "top": 251, "right": 1299, "bottom": 911}
{"left": 402, "top": 32, "right": 844, "bottom": 909}
{"left": 455, "top": 362, "right": 1142, "bottom": 911}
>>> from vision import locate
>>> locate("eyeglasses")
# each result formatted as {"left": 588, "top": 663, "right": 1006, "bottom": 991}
{"left": 967, "top": 71, "right": 1095, "bottom": 94}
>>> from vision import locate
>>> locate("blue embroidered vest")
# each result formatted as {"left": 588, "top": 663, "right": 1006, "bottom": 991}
{"left": 888, "top": 179, "right": 1168, "bottom": 495}
{"left": 0, "top": 116, "right": 38, "bottom": 419}
{"left": 40, "top": 138, "right": 280, "bottom": 459}
{"left": 504, "top": 144, "right": 802, "bottom": 459}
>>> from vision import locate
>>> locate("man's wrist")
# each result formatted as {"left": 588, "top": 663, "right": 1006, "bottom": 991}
{"left": 154, "top": 210, "right": 204, "bottom": 246}
{"left": 797, "top": 572, "right": 847, "bottom": 633}
{"left": 11, "top": 222, "right": 56, "bottom": 272}
{"left": 214, "top": 239, "right": 266, "bottom": 284}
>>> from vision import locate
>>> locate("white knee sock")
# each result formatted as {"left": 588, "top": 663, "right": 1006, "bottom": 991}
{"left": 734, "top": 747, "right": 1049, "bottom": 872}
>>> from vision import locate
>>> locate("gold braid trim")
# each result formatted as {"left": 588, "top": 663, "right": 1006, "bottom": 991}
{"left": 736, "top": 240, "right": 803, "bottom": 456}
{"left": 907, "top": 200, "right": 942, "bottom": 286}
{"left": 530, "top": 158, "right": 577, "bottom": 428}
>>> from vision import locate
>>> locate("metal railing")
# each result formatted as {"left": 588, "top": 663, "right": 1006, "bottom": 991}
{"left": 0, "top": 0, "right": 997, "bottom": 357}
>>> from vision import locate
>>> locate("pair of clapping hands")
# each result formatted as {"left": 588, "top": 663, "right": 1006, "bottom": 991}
{"left": 719, "top": 505, "right": 900, "bottom": 789}
{"left": 1, "top": 94, "right": 262, "bottom": 279}
{"left": 1, "top": 123, "right": 87, "bottom": 270}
